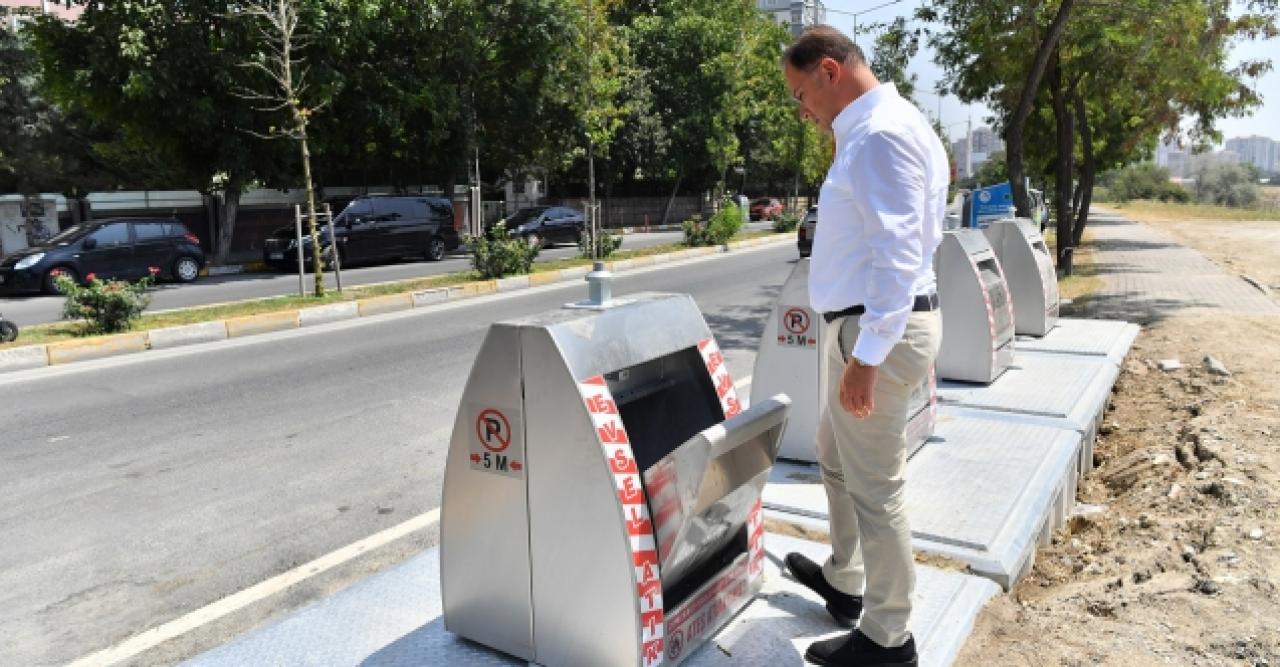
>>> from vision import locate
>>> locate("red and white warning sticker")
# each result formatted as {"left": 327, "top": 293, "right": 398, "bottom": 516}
{"left": 578, "top": 375, "right": 665, "bottom": 667}
{"left": 697, "top": 338, "right": 742, "bottom": 419}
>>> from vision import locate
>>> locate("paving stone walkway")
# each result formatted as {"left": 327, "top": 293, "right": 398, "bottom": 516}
{"left": 1077, "top": 211, "right": 1279, "bottom": 323}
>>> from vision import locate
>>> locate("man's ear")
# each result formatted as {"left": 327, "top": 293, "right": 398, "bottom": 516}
{"left": 821, "top": 56, "right": 841, "bottom": 84}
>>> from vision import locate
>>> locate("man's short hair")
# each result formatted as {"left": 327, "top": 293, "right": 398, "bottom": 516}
{"left": 783, "top": 25, "right": 865, "bottom": 70}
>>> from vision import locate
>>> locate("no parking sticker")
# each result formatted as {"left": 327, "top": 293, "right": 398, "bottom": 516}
{"left": 468, "top": 405, "right": 524, "bottom": 478}
{"left": 776, "top": 305, "right": 818, "bottom": 349}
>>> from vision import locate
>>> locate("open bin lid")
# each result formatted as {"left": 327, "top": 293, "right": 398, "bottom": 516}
{"left": 643, "top": 395, "right": 791, "bottom": 593}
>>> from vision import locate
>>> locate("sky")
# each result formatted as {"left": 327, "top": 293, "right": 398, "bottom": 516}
{"left": 821, "top": 1, "right": 1280, "bottom": 148}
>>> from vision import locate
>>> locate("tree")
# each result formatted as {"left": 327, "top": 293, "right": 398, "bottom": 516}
{"left": 29, "top": 1, "right": 293, "bottom": 264}
{"left": 233, "top": 0, "right": 330, "bottom": 296}
{"left": 869, "top": 17, "right": 920, "bottom": 102}
{"left": 926, "top": 0, "right": 1276, "bottom": 267}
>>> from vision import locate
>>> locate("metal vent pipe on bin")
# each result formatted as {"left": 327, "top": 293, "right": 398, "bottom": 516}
{"left": 440, "top": 271, "right": 792, "bottom": 667}
{"left": 935, "top": 229, "right": 1017, "bottom": 384}
{"left": 750, "top": 258, "right": 936, "bottom": 464}
{"left": 982, "top": 218, "right": 1060, "bottom": 337}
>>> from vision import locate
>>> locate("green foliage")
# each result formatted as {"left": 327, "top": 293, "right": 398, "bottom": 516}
{"left": 579, "top": 230, "right": 623, "bottom": 259}
{"left": 683, "top": 202, "right": 743, "bottom": 247}
{"left": 1102, "top": 164, "right": 1189, "bottom": 203}
{"left": 869, "top": 18, "right": 921, "bottom": 102}
{"left": 468, "top": 223, "right": 540, "bottom": 279}
{"left": 1194, "top": 162, "right": 1261, "bottom": 208}
{"left": 969, "top": 151, "right": 1009, "bottom": 188}
{"left": 57, "top": 272, "right": 154, "bottom": 335}
{"left": 772, "top": 210, "right": 801, "bottom": 233}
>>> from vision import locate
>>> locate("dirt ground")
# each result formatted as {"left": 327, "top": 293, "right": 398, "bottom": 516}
{"left": 957, "top": 219, "right": 1280, "bottom": 666}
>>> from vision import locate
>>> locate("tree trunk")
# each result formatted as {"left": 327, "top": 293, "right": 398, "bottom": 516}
{"left": 215, "top": 179, "right": 242, "bottom": 266}
{"left": 1048, "top": 58, "right": 1075, "bottom": 273}
{"left": 1071, "top": 90, "right": 1096, "bottom": 247}
{"left": 659, "top": 173, "right": 683, "bottom": 227}
{"left": 301, "top": 128, "right": 324, "bottom": 297}
{"left": 1004, "top": 0, "right": 1075, "bottom": 217}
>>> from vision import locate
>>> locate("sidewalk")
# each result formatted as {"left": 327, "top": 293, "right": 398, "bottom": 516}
{"left": 1079, "top": 210, "right": 1279, "bottom": 323}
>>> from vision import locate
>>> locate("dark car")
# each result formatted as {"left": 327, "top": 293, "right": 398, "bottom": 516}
{"left": 502, "top": 206, "right": 587, "bottom": 247}
{"left": 797, "top": 205, "right": 818, "bottom": 258}
{"left": 0, "top": 218, "right": 205, "bottom": 294}
{"left": 749, "top": 197, "right": 784, "bottom": 221}
{"left": 264, "top": 195, "right": 461, "bottom": 270}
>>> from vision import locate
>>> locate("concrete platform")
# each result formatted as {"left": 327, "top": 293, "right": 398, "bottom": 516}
{"left": 184, "top": 534, "right": 998, "bottom": 667}
{"left": 1014, "top": 318, "right": 1139, "bottom": 367}
{"left": 762, "top": 411, "right": 1082, "bottom": 589}
{"left": 937, "top": 351, "right": 1119, "bottom": 475}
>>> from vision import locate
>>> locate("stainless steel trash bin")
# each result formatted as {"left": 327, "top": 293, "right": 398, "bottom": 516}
{"left": 983, "top": 218, "right": 1059, "bottom": 336}
{"left": 936, "top": 229, "right": 1016, "bottom": 384}
{"left": 441, "top": 291, "right": 791, "bottom": 667}
{"left": 750, "top": 259, "right": 936, "bottom": 463}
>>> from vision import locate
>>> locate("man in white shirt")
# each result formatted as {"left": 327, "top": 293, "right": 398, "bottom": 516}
{"left": 780, "top": 25, "right": 947, "bottom": 667}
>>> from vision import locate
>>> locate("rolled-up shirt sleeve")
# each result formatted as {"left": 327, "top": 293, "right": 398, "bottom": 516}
{"left": 850, "top": 130, "right": 927, "bottom": 366}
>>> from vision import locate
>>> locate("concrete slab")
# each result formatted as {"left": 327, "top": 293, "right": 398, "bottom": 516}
{"left": 936, "top": 351, "right": 1118, "bottom": 475}
{"left": 762, "top": 412, "right": 1081, "bottom": 589}
{"left": 1015, "top": 318, "right": 1139, "bottom": 366}
{"left": 184, "top": 534, "right": 998, "bottom": 667}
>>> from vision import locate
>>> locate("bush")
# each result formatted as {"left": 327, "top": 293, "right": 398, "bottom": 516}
{"left": 57, "top": 270, "right": 155, "bottom": 334}
{"left": 1195, "top": 162, "right": 1260, "bottom": 208}
{"left": 683, "top": 202, "right": 746, "bottom": 247}
{"left": 1105, "top": 163, "right": 1190, "bottom": 203}
{"left": 468, "top": 222, "right": 540, "bottom": 279}
{"left": 578, "top": 229, "right": 623, "bottom": 259}
{"left": 772, "top": 210, "right": 801, "bottom": 233}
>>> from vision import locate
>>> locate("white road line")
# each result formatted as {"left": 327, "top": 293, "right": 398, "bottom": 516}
{"left": 68, "top": 508, "right": 442, "bottom": 667}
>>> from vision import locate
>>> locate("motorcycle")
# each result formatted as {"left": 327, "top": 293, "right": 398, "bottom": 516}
{"left": 0, "top": 312, "right": 17, "bottom": 343}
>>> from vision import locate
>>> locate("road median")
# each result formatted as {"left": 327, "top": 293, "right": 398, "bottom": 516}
{"left": 0, "top": 232, "right": 794, "bottom": 375}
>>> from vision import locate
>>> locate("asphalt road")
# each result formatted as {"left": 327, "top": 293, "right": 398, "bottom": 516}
{"left": 0, "top": 223, "right": 777, "bottom": 328}
{"left": 0, "top": 242, "right": 797, "bottom": 666}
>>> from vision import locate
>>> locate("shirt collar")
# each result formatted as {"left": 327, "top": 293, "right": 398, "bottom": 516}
{"left": 832, "top": 82, "right": 897, "bottom": 142}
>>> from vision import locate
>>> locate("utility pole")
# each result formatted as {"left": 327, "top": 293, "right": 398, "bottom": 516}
{"left": 586, "top": 0, "right": 598, "bottom": 259}
{"left": 966, "top": 116, "right": 973, "bottom": 180}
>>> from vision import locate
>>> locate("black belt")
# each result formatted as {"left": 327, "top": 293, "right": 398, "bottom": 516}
{"left": 822, "top": 293, "right": 939, "bottom": 324}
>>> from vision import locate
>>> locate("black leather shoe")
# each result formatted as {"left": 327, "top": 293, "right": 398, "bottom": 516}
{"left": 805, "top": 629, "right": 918, "bottom": 666}
{"left": 784, "top": 552, "right": 863, "bottom": 627}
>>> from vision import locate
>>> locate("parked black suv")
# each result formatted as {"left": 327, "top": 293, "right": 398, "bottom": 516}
{"left": 264, "top": 196, "right": 461, "bottom": 270}
{"left": 0, "top": 218, "right": 206, "bottom": 294}
{"left": 502, "top": 206, "right": 588, "bottom": 247}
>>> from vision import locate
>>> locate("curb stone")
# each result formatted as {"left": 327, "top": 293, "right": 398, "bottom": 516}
{"left": 299, "top": 302, "right": 360, "bottom": 327}
{"left": 47, "top": 333, "right": 148, "bottom": 365}
{"left": 0, "top": 345, "right": 50, "bottom": 373}
{"left": 226, "top": 311, "right": 300, "bottom": 338}
{"left": 147, "top": 321, "right": 229, "bottom": 350}
{"left": 357, "top": 294, "right": 413, "bottom": 317}
{"left": 0, "top": 234, "right": 793, "bottom": 375}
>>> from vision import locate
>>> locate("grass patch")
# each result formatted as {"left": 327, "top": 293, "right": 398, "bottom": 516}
{"left": 1, "top": 231, "right": 790, "bottom": 350}
{"left": 1103, "top": 200, "right": 1280, "bottom": 223}
{"left": 1043, "top": 227, "right": 1105, "bottom": 310}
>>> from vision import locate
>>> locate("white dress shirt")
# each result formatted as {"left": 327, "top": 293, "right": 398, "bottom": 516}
{"left": 809, "top": 83, "right": 949, "bottom": 366}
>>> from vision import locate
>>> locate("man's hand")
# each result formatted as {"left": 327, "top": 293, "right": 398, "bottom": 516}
{"left": 839, "top": 359, "right": 878, "bottom": 419}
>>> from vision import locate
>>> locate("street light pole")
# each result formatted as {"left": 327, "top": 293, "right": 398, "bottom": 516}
{"left": 825, "top": 0, "right": 905, "bottom": 41}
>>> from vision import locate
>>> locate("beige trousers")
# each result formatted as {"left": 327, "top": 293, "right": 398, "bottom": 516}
{"left": 816, "top": 310, "right": 942, "bottom": 648}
